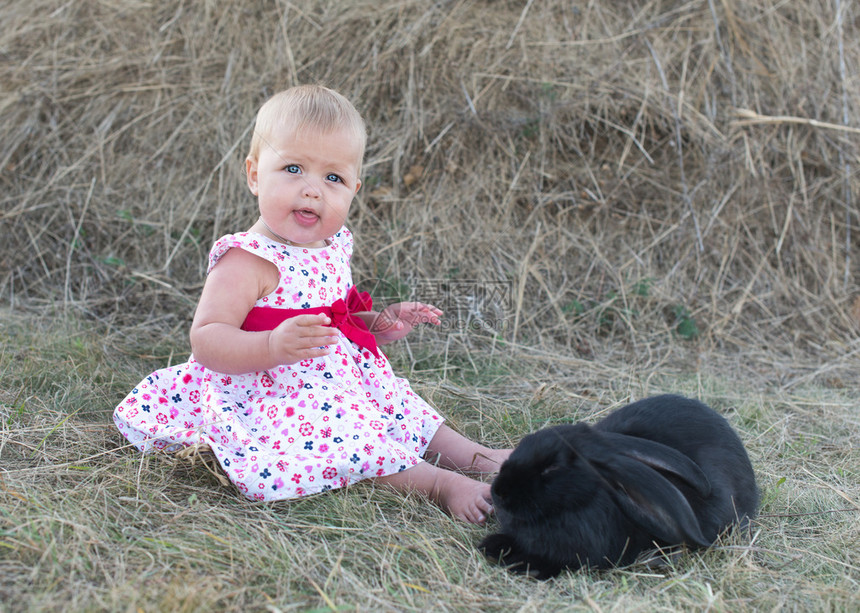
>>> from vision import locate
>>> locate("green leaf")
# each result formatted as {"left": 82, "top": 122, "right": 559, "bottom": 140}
{"left": 676, "top": 315, "right": 699, "bottom": 339}
{"left": 632, "top": 278, "right": 652, "bottom": 297}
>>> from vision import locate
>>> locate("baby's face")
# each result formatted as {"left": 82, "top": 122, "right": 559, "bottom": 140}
{"left": 247, "top": 124, "right": 362, "bottom": 248}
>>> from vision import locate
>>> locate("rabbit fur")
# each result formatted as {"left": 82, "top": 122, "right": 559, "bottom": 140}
{"left": 479, "top": 394, "right": 758, "bottom": 579}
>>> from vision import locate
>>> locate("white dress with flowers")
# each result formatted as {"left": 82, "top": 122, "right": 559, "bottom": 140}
{"left": 114, "top": 228, "right": 443, "bottom": 500}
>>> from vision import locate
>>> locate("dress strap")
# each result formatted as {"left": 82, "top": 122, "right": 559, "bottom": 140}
{"left": 241, "top": 286, "right": 379, "bottom": 357}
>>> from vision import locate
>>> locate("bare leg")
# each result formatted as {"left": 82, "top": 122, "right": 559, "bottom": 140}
{"left": 376, "top": 461, "right": 494, "bottom": 524}
{"left": 424, "top": 425, "right": 512, "bottom": 476}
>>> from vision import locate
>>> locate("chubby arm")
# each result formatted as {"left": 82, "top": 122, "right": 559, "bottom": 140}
{"left": 190, "top": 248, "right": 339, "bottom": 374}
{"left": 355, "top": 302, "right": 443, "bottom": 345}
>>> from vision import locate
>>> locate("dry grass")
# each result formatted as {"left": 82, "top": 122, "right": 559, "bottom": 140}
{"left": 3, "top": 0, "right": 859, "bottom": 359}
{"left": 2, "top": 0, "right": 860, "bottom": 610}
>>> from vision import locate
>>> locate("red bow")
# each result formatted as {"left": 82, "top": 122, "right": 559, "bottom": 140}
{"left": 241, "top": 286, "right": 379, "bottom": 357}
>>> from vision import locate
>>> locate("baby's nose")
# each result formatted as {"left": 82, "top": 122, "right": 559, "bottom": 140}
{"left": 301, "top": 178, "right": 322, "bottom": 197}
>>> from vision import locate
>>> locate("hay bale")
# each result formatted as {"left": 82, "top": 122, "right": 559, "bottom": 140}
{"left": 1, "top": 0, "right": 858, "bottom": 365}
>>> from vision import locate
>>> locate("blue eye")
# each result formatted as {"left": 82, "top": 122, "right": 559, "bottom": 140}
{"left": 285, "top": 164, "right": 300, "bottom": 174}
{"left": 326, "top": 173, "right": 342, "bottom": 183}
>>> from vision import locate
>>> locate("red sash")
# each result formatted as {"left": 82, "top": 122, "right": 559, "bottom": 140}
{"left": 240, "top": 286, "right": 379, "bottom": 357}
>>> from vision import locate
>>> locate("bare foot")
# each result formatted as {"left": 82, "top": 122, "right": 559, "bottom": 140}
{"left": 432, "top": 469, "right": 494, "bottom": 524}
{"left": 376, "top": 462, "right": 494, "bottom": 524}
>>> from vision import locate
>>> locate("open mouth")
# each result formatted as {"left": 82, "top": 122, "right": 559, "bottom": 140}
{"left": 293, "top": 209, "right": 320, "bottom": 225}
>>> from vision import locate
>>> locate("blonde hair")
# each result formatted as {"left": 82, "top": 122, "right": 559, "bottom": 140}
{"left": 247, "top": 85, "right": 366, "bottom": 174}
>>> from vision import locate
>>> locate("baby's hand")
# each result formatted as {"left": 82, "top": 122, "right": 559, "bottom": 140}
{"left": 370, "top": 302, "right": 443, "bottom": 344}
{"left": 268, "top": 313, "right": 339, "bottom": 364}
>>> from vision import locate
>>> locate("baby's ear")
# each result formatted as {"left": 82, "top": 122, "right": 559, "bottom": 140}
{"left": 353, "top": 178, "right": 361, "bottom": 195}
{"left": 245, "top": 156, "right": 259, "bottom": 195}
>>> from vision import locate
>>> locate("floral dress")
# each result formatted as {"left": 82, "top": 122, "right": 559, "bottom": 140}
{"left": 114, "top": 228, "right": 443, "bottom": 501}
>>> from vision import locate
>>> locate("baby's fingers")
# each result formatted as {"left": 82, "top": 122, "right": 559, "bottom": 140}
{"left": 302, "top": 325, "right": 340, "bottom": 346}
{"left": 293, "top": 313, "right": 331, "bottom": 327}
{"left": 298, "top": 345, "right": 336, "bottom": 360}
{"left": 280, "top": 315, "right": 337, "bottom": 340}
{"left": 273, "top": 316, "right": 338, "bottom": 348}
{"left": 410, "top": 303, "right": 442, "bottom": 325}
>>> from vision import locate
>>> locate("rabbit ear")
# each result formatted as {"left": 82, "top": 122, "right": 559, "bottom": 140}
{"left": 602, "top": 432, "right": 711, "bottom": 498}
{"left": 590, "top": 453, "right": 711, "bottom": 548}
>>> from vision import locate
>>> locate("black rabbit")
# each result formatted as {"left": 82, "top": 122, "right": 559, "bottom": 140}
{"left": 479, "top": 394, "right": 758, "bottom": 579}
